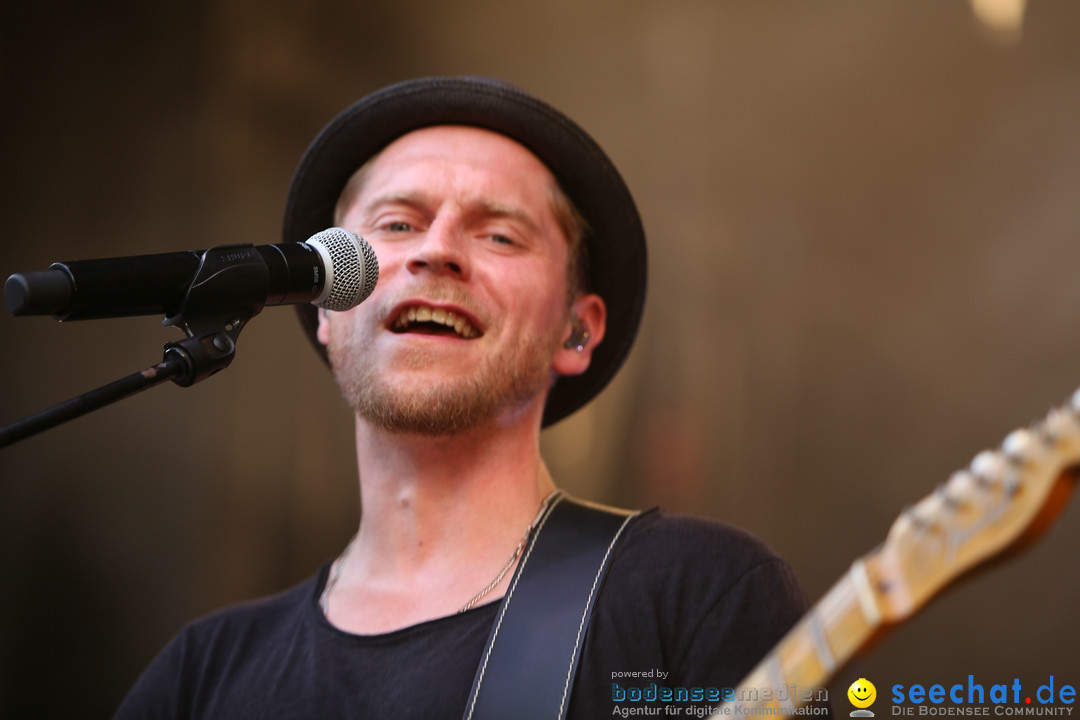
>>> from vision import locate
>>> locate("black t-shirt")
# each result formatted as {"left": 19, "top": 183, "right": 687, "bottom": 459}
{"left": 114, "top": 511, "right": 818, "bottom": 719}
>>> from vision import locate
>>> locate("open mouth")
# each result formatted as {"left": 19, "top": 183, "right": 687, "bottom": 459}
{"left": 390, "top": 304, "right": 481, "bottom": 339}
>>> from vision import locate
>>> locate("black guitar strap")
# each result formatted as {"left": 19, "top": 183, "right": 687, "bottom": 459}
{"left": 462, "top": 494, "right": 640, "bottom": 720}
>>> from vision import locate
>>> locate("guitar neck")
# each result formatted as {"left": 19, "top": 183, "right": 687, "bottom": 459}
{"left": 725, "top": 557, "right": 885, "bottom": 711}
{"left": 724, "top": 393, "right": 1080, "bottom": 713}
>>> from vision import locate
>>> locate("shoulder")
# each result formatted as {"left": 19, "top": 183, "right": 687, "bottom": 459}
{"left": 113, "top": 570, "right": 326, "bottom": 720}
{"left": 619, "top": 509, "right": 784, "bottom": 560}
{"left": 570, "top": 510, "right": 829, "bottom": 718}
{"left": 584, "top": 509, "right": 808, "bottom": 683}
{"left": 610, "top": 509, "right": 802, "bottom": 599}
{"left": 174, "top": 570, "right": 322, "bottom": 651}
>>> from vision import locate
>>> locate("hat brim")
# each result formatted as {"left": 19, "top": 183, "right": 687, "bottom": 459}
{"left": 284, "top": 76, "right": 647, "bottom": 428}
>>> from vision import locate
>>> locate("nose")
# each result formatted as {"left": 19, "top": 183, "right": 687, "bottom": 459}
{"left": 405, "top": 215, "right": 470, "bottom": 279}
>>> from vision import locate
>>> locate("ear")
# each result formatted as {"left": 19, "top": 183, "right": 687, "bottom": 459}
{"left": 315, "top": 307, "right": 332, "bottom": 346}
{"left": 552, "top": 293, "right": 606, "bottom": 377}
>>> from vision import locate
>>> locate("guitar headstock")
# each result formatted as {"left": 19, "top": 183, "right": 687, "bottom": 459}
{"left": 866, "top": 391, "right": 1080, "bottom": 622}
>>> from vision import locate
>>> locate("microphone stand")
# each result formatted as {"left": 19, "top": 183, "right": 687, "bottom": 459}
{"left": 0, "top": 245, "right": 272, "bottom": 449}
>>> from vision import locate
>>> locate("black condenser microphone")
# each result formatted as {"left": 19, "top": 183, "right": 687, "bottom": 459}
{"left": 3, "top": 227, "right": 379, "bottom": 321}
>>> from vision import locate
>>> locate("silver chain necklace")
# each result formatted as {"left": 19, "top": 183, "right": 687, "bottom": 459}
{"left": 319, "top": 489, "right": 563, "bottom": 617}
{"left": 457, "top": 489, "right": 562, "bottom": 612}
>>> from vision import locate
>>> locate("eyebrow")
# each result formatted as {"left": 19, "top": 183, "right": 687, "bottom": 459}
{"left": 359, "top": 192, "right": 543, "bottom": 235}
{"left": 469, "top": 199, "right": 542, "bottom": 235}
{"left": 358, "top": 191, "right": 430, "bottom": 220}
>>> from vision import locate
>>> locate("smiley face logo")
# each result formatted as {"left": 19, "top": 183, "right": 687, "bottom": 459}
{"left": 848, "top": 678, "right": 876, "bottom": 708}
{"left": 848, "top": 678, "right": 877, "bottom": 716}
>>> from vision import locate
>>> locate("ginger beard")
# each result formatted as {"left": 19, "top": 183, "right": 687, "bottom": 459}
{"left": 325, "top": 287, "right": 567, "bottom": 435}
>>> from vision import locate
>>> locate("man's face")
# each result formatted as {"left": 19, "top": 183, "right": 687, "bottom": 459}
{"left": 318, "top": 125, "right": 600, "bottom": 435}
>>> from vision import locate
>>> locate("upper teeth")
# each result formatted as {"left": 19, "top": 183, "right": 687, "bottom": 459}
{"left": 393, "top": 305, "right": 479, "bottom": 338}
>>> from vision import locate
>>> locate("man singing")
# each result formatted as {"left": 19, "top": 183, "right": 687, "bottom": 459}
{"left": 115, "top": 76, "right": 816, "bottom": 719}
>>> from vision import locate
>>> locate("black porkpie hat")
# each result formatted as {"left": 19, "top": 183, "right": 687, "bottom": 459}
{"left": 283, "top": 76, "right": 647, "bottom": 427}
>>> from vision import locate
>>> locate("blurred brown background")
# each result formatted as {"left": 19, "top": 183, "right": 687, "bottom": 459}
{"left": 2, "top": 1, "right": 1079, "bottom": 717}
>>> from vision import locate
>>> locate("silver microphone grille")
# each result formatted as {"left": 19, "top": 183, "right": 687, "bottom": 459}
{"left": 306, "top": 227, "right": 379, "bottom": 310}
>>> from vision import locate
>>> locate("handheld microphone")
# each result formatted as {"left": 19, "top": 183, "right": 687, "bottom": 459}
{"left": 3, "top": 227, "right": 379, "bottom": 321}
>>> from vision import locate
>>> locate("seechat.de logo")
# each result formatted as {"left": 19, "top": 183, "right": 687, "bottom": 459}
{"left": 891, "top": 675, "right": 1076, "bottom": 715}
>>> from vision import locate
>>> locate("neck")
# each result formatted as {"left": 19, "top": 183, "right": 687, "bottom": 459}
{"left": 353, "top": 405, "right": 555, "bottom": 549}
{"left": 325, "top": 405, "right": 558, "bottom": 633}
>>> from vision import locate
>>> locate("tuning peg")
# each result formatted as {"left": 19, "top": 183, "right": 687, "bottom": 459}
{"left": 901, "top": 504, "right": 934, "bottom": 532}
{"left": 935, "top": 482, "right": 964, "bottom": 511}
{"left": 1070, "top": 387, "right": 1080, "bottom": 414}
{"left": 1002, "top": 428, "right": 1037, "bottom": 464}
{"left": 1041, "top": 405, "right": 1079, "bottom": 446}
{"left": 970, "top": 450, "right": 1005, "bottom": 486}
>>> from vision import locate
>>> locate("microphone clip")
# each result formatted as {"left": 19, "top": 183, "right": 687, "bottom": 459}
{"left": 161, "top": 244, "right": 269, "bottom": 387}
